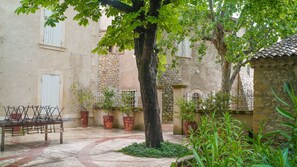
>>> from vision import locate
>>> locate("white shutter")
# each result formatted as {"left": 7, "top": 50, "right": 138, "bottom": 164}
{"left": 41, "top": 74, "right": 60, "bottom": 114}
{"left": 176, "top": 38, "right": 192, "bottom": 57}
{"left": 43, "top": 9, "right": 62, "bottom": 46}
{"left": 184, "top": 38, "right": 192, "bottom": 57}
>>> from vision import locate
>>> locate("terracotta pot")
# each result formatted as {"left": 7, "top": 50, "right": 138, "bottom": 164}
{"left": 81, "top": 111, "right": 89, "bottom": 128}
{"left": 183, "top": 121, "right": 197, "bottom": 136}
{"left": 10, "top": 113, "right": 22, "bottom": 132}
{"left": 103, "top": 115, "right": 114, "bottom": 129}
{"left": 123, "top": 117, "right": 135, "bottom": 131}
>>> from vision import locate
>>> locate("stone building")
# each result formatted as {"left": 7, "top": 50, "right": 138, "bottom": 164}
{"left": 251, "top": 34, "right": 297, "bottom": 133}
{"left": 0, "top": 0, "right": 101, "bottom": 127}
{"left": 158, "top": 40, "right": 254, "bottom": 123}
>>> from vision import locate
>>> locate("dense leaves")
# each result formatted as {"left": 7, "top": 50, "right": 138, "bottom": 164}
{"left": 159, "top": 0, "right": 297, "bottom": 92}
{"left": 175, "top": 113, "right": 297, "bottom": 166}
{"left": 119, "top": 142, "right": 190, "bottom": 158}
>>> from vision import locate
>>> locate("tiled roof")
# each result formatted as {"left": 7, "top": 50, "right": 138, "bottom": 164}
{"left": 253, "top": 34, "right": 297, "bottom": 59}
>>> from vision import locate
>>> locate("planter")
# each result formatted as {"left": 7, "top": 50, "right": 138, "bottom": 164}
{"left": 81, "top": 111, "right": 89, "bottom": 128}
{"left": 103, "top": 115, "right": 114, "bottom": 129}
{"left": 123, "top": 117, "right": 135, "bottom": 131}
{"left": 183, "top": 121, "right": 197, "bottom": 136}
{"left": 10, "top": 113, "right": 22, "bottom": 132}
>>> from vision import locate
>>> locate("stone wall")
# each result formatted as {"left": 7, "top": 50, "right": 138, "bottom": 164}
{"left": 0, "top": 0, "right": 100, "bottom": 128}
{"left": 158, "top": 41, "right": 225, "bottom": 123}
{"left": 158, "top": 67, "right": 182, "bottom": 123}
{"left": 251, "top": 56, "right": 297, "bottom": 133}
{"left": 98, "top": 54, "right": 120, "bottom": 92}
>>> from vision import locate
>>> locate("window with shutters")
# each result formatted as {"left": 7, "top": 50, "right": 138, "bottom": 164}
{"left": 176, "top": 37, "right": 192, "bottom": 58}
{"left": 40, "top": 9, "right": 65, "bottom": 49}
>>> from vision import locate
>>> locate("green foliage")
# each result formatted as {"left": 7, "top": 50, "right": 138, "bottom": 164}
{"left": 70, "top": 82, "right": 94, "bottom": 112}
{"left": 199, "top": 91, "right": 236, "bottom": 113}
{"left": 184, "top": 113, "right": 252, "bottom": 166}
{"left": 250, "top": 127, "right": 297, "bottom": 166}
{"left": 272, "top": 82, "right": 297, "bottom": 154}
{"left": 159, "top": 0, "right": 297, "bottom": 92}
{"left": 119, "top": 142, "right": 190, "bottom": 158}
{"left": 176, "top": 98, "right": 197, "bottom": 122}
{"left": 119, "top": 91, "right": 134, "bottom": 117}
{"left": 177, "top": 110, "right": 297, "bottom": 166}
{"left": 97, "top": 87, "right": 116, "bottom": 115}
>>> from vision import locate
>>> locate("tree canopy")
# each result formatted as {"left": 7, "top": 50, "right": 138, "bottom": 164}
{"left": 16, "top": 0, "right": 185, "bottom": 148}
{"left": 160, "top": 0, "right": 297, "bottom": 92}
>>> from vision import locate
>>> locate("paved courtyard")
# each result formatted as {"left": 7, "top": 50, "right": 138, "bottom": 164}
{"left": 0, "top": 126, "right": 185, "bottom": 167}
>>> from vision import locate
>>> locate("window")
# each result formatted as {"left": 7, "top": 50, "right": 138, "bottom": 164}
{"left": 176, "top": 38, "right": 192, "bottom": 58}
{"left": 192, "top": 93, "right": 200, "bottom": 103}
{"left": 41, "top": 9, "right": 64, "bottom": 47}
{"left": 121, "top": 90, "right": 137, "bottom": 108}
{"left": 192, "top": 93, "right": 200, "bottom": 110}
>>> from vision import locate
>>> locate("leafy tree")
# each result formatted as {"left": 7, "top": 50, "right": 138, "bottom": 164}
{"left": 161, "top": 0, "right": 297, "bottom": 92}
{"left": 16, "top": 0, "right": 184, "bottom": 148}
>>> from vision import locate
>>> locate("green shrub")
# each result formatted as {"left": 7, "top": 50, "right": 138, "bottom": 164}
{"left": 176, "top": 98, "right": 197, "bottom": 122}
{"left": 184, "top": 113, "right": 253, "bottom": 166}
{"left": 199, "top": 91, "right": 236, "bottom": 114}
{"left": 272, "top": 82, "right": 297, "bottom": 152}
{"left": 177, "top": 83, "right": 297, "bottom": 166}
{"left": 119, "top": 141, "right": 190, "bottom": 158}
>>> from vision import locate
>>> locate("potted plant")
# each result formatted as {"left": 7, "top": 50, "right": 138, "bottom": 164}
{"left": 177, "top": 98, "right": 198, "bottom": 136}
{"left": 120, "top": 92, "right": 135, "bottom": 131}
{"left": 71, "top": 82, "right": 94, "bottom": 128}
{"left": 100, "top": 87, "right": 116, "bottom": 129}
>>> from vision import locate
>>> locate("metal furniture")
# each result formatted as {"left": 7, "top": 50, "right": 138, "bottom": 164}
{"left": 0, "top": 105, "right": 64, "bottom": 151}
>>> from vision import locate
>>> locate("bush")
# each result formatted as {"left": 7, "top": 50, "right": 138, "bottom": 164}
{"left": 177, "top": 111, "right": 297, "bottom": 166}
{"left": 185, "top": 113, "right": 253, "bottom": 166}
{"left": 176, "top": 98, "right": 197, "bottom": 122}
{"left": 119, "top": 142, "right": 190, "bottom": 158}
{"left": 174, "top": 83, "right": 297, "bottom": 166}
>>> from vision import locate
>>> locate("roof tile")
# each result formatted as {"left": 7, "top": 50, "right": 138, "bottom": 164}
{"left": 253, "top": 34, "right": 297, "bottom": 59}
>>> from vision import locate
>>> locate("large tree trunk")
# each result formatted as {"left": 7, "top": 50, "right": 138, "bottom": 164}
{"left": 133, "top": 0, "right": 163, "bottom": 148}
{"left": 221, "top": 59, "right": 232, "bottom": 92}
{"left": 212, "top": 23, "right": 233, "bottom": 93}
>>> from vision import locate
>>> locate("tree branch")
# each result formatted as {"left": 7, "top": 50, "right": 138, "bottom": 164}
{"left": 229, "top": 59, "right": 250, "bottom": 85}
{"left": 208, "top": 0, "right": 215, "bottom": 22}
{"left": 163, "top": 0, "right": 171, "bottom": 5}
{"left": 101, "top": 0, "right": 134, "bottom": 13}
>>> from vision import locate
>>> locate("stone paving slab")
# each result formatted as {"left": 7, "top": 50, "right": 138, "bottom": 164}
{"left": 0, "top": 126, "right": 185, "bottom": 167}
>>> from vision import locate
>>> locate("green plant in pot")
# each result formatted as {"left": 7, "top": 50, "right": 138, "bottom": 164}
{"left": 120, "top": 92, "right": 135, "bottom": 131}
{"left": 176, "top": 98, "right": 198, "bottom": 136}
{"left": 100, "top": 87, "right": 116, "bottom": 129}
{"left": 71, "top": 82, "right": 94, "bottom": 128}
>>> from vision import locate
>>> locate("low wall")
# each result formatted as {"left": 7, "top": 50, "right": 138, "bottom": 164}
{"left": 93, "top": 109, "right": 145, "bottom": 130}
{"left": 196, "top": 110, "right": 253, "bottom": 131}
{"left": 62, "top": 112, "right": 95, "bottom": 128}
{"left": 176, "top": 110, "right": 253, "bottom": 135}
{"left": 230, "top": 110, "right": 253, "bottom": 130}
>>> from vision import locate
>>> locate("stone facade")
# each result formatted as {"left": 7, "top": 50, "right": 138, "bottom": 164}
{"left": 158, "top": 41, "right": 227, "bottom": 123}
{"left": 251, "top": 56, "right": 297, "bottom": 132}
{"left": 158, "top": 67, "right": 182, "bottom": 123}
{"left": 251, "top": 34, "right": 297, "bottom": 133}
{"left": 98, "top": 54, "right": 120, "bottom": 92}
{"left": 0, "top": 0, "right": 100, "bottom": 127}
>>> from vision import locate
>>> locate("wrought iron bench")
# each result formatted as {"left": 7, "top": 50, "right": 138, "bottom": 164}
{"left": 0, "top": 105, "right": 64, "bottom": 151}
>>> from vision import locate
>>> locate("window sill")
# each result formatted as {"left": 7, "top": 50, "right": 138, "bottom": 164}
{"left": 39, "top": 43, "right": 66, "bottom": 52}
{"left": 177, "top": 56, "right": 192, "bottom": 59}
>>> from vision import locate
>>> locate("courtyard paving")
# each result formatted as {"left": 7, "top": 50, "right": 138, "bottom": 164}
{"left": 0, "top": 125, "right": 185, "bottom": 167}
